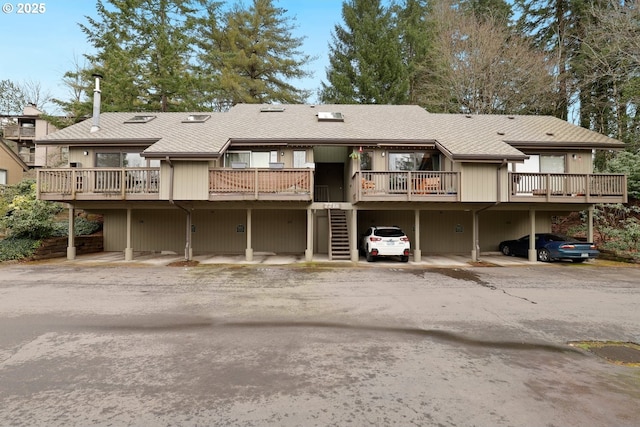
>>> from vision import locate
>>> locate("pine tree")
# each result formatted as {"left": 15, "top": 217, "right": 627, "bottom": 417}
{"left": 395, "top": 0, "right": 433, "bottom": 105}
{"left": 320, "top": 0, "right": 408, "bottom": 104}
{"left": 80, "top": 0, "right": 198, "bottom": 112}
{"left": 514, "top": 0, "right": 592, "bottom": 120}
{"left": 194, "top": 0, "right": 313, "bottom": 108}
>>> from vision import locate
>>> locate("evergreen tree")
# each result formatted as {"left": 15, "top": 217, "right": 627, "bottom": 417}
{"left": 194, "top": 0, "right": 313, "bottom": 107}
{"left": 320, "top": 0, "right": 408, "bottom": 104}
{"left": 514, "top": 0, "right": 592, "bottom": 120}
{"left": 80, "top": 0, "right": 198, "bottom": 112}
{"left": 459, "top": 0, "right": 512, "bottom": 24}
{"left": 0, "top": 80, "right": 27, "bottom": 116}
{"left": 394, "top": 0, "right": 433, "bottom": 105}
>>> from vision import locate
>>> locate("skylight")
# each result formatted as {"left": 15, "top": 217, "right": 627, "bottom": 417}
{"left": 260, "top": 107, "right": 286, "bottom": 112}
{"left": 183, "top": 114, "right": 211, "bottom": 123}
{"left": 124, "top": 115, "right": 156, "bottom": 123}
{"left": 317, "top": 112, "right": 344, "bottom": 122}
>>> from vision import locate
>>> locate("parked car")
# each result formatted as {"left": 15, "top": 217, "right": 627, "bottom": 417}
{"left": 499, "top": 233, "right": 599, "bottom": 263}
{"left": 361, "top": 226, "right": 410, "bottom": 262}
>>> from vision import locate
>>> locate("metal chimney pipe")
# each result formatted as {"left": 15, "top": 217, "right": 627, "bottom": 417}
{"left": 90, "top": 73, "right": 103, "bottom": 133}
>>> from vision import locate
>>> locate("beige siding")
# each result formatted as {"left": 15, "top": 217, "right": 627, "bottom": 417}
{"left": 159, "top": 161, "right": 208, "bottom": 200}
{"left": 103, "top": 211, "right": 127, "bottom": 252}
{"left": 192, "top": 210, "right": 247, "bottom": 253}
{"left": 253, "top": 209, "right": 306, "bottom": 253}
{"left": 68, "top": 148, "right": 92, "bottom": 167}
{"left": 566, "top": 150, "right": 593, "bottom": 174}
{"left": 420, "top": 211, "right": 473, "bottom": 253}
{"left": 104, "top": 208, "right": 306, "bottom": 254}
{"left": 460, "top": 163, "right": 499, "bottom": 202}
{"left": 104, "top": 209, "right": 186, "bottom": 253}
{"left": 0, "top": 147, "right": 26, "bottom": 185}
{"left": 34, "top": 118, "right": 57, "bottom": 139}
{"left": 315, "top": 210, "right": 329, "bottom": 254}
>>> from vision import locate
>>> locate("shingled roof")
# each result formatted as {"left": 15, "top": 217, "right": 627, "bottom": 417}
{"left": 37, "top": 104, "right": 624, "bottom": 161}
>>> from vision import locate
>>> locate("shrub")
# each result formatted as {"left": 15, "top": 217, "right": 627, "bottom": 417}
{"left": 604, "top": 151, "right": 640, "bottom": 200}
{"left": 0, "top": 238, "right": 41, "bottom": 261}
{"left": 0, "top": 180, "right": 63, "bottom": 239}
{"left": 51, "top": 217, "right": 103, "bottom": 237}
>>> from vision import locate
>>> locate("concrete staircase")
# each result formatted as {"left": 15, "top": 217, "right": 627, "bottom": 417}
{"left": 328, "top": 209, "right": 350, "bottom": 260}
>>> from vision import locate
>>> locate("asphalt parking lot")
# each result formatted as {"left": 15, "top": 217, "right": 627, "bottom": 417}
{"left": 1, "top": 257, "right": 639, "bottom": 426}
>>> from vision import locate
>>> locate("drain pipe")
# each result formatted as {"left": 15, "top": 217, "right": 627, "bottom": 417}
{"left": 472, "top": 159, "right": 507, "bottom": 261}
{"left": 167, "top": 157, "right": 193, "bottom": 261}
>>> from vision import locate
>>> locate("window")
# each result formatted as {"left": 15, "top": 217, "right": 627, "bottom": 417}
{"left": 360, "top": 151, "right": 373, "bottom": 171}
{"left": 0, "top": 169, "right": 6, "bottom": 185}
{"left": 96, "top": 152, "right": 148, "bottom": 167}
{"left": 61, "top": 147, "right": 69, "bottom": 164}
{"left": 513, "top": 155, "right": 565, "bottom": 173}
{"left": 389, "top": 152, "right": 440, "bottom": 171}
{"left": 293, "top": 151, "right": 306, "bottom": 168}
{"left": 540, "top": 155, "right": 565, "bottom": 173}
{"left": 225, "top": 151, "right": 278, "bottom": 168}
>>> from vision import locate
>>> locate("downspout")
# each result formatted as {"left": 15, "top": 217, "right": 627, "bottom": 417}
{"left": 167, "top": 157, "right": 192, "bottom": 261}
{"left": 472, "top": 159, "right": 507, "bottom": 261}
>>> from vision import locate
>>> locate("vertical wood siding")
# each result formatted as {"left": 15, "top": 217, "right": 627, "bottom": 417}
{"left": 252, "top": 209, "right": 306, "bottom": 253}
{"left": 420, "top": 211, "right": 473, "bottom": 253}
{"left": 104, "top": 208, "right": 308, "bottom": 254}
{"left": 460, "top": 163, "right": 499, "bottom": 202}
{"left": 192, "top": 210, "right": 247, "bottom": 253}
{"left": 172, "top": 162, "right": 209, "bottom": 200}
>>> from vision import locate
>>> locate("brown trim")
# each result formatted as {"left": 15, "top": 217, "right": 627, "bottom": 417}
{"left": 228, "top": 138, "right": 437, "bottom": 146}
{"left": 142, "top": 152, "right": 220, "bottom": 159}
{"left": 506, "top": 140, "right": 625, "bottom": 150}
{"left": 36, "top": 138, "right": 160, "bottom": 146}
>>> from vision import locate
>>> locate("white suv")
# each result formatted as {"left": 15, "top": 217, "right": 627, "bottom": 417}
{"left": 361, "top": 226, "right": 411, "bottom": 263}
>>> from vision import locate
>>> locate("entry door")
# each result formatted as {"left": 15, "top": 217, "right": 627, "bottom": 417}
{"left": 315, "top": 163, "right": 345, "bottom": 202}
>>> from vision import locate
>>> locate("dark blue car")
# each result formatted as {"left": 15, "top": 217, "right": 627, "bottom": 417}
{"left": 499, "top": 233, "right": 600, "bottom": 263}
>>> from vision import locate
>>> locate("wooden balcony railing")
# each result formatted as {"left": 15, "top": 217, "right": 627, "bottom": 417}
{"left": 38, "top": 168, "right": 160, "bottom": 200}
{"left": 509, "top": 172, "right": 627, "bottom": 202}
{"left": 3, "top": 125, "right": 36, "bottom": 139}
{"left": 209, "top": 168, "right": 313, "bottom": 201}
{"left": 355, "top": 171, "right": 459, "bottom": 201}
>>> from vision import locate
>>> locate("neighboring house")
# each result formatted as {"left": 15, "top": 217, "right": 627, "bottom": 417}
{"left": 1, "top": 104, "right": 62, "bottom": 167}
{"left": 35, "top": 103, "right": 626, "bottom": 263}
{"left": 0, "top": 137, "right": 29, "bottom": 185}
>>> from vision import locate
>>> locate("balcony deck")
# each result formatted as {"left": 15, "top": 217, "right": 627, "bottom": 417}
{"left": 3, "top": 125, "right": 36, "bottom": 140}
{"left": 353, "top": 171, "right": 460, "bottom": 202}
{"left": 36, "top": 168, "right": 627, "bottom": 205}
{"left": 208, "top": 169, "right": 313, "bottom": 201}
{"left": 508, "top": 172, "right": 627, "bottom": 204}
{"left": 38, "top": 168, "right": 161, "bottom": 201}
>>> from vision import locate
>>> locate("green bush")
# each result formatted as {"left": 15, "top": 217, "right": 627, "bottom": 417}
{"left": 604, "top": 151, "right": 640, "bottom": 200}
{"left": 51, "top": 217, "right": 103, "bottom": 237}
{"left": 0, "top": 180, "right": 63, "bottom": 239}
{"left": 0, "top": 238, "right": 41, "bottom": 261}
